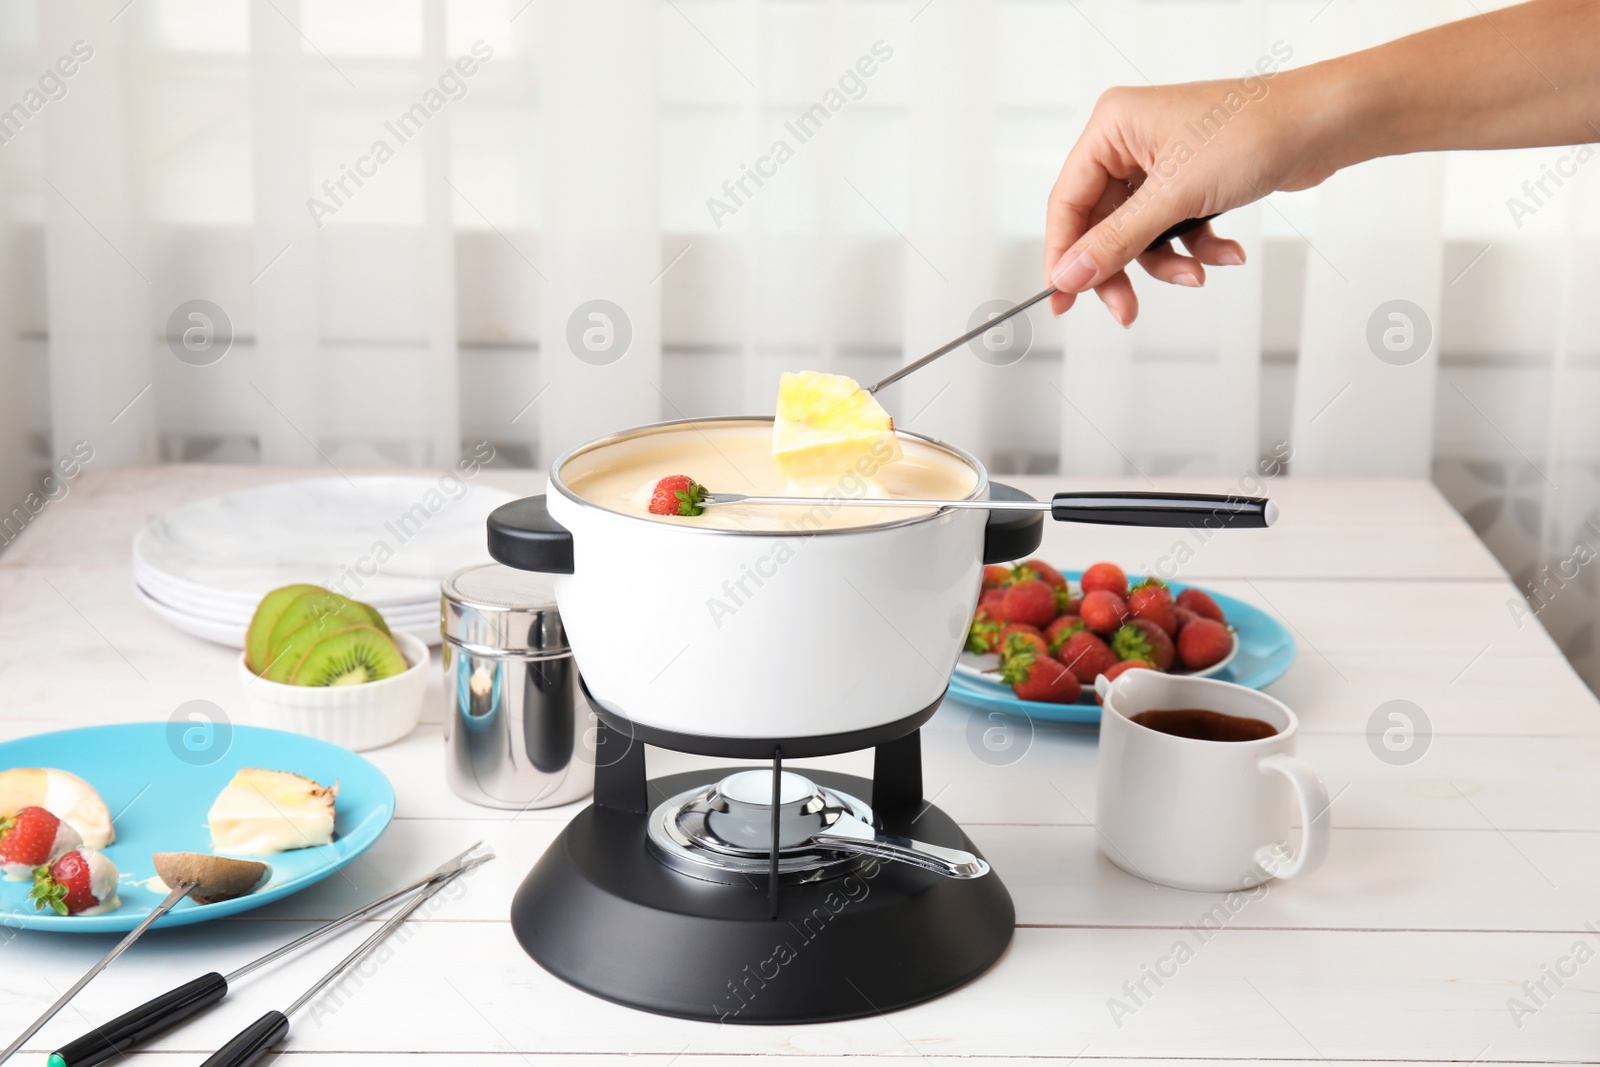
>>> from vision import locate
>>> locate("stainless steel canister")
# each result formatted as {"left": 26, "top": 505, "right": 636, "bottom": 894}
{"left": 442, "top": 562, "right": 594, "bottom": 808}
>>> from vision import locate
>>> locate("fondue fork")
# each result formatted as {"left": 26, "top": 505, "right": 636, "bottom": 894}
{"left": 198, "top": 845, "right": 494, "bottom": 1067}
{"left": 699, "top": 490, "right": 1277, "bottom": 529}
{"left": 867, "top": 215, "right": 1217, "bottom": 395}
{"left": 47, "top": 843, "right": 494, "bottom": 1067}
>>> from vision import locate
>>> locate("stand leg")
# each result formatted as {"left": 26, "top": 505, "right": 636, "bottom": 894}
{"left": 593, "top": 719, "right": 648, "bottom": 814}
{"left": 872, "top": 729, "right": 923, "bottom": 816}
{"left": 768, "top": 746, "right": 782, "bottom": 918}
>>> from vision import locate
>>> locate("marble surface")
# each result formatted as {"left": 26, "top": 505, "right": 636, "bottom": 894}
{"left": 0, "top": 466, "right": 1592, "bottom": 1065}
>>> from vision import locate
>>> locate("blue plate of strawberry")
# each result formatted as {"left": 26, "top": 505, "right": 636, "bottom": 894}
{"left": 948, "top": 560, "right": 1296, "bottom": 724}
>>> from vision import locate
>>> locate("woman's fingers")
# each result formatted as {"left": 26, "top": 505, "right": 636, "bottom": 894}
{"left": 1135, "top": 244, "right": 1207, "bottom": 288}
{"left": 1049, "top": 290, "right": 1078, "bottom": 316}
{"left": 1178, "top": 222, "right": 1246, "bottom": 266}
{"left": 1043, "top": 145, "right": 1113, "bottom": 288}
{"left": 1092, "top": 269, "right": 1139, "bottom": 328}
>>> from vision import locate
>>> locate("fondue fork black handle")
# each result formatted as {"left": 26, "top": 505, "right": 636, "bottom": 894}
{"left": 1048, "top": 492, "right": 1275, "bottom": 529}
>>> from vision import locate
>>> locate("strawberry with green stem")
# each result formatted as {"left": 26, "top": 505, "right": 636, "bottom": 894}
{"left": 1013, "top": 558, "right": 1068, "bottom": 591}
{"left": 1111, "top": 618, "right": 1176, "bottom": 671}
{"left": 648, "top": 475, "right": 706, "bottom": 517}
{"left": 30, "top": 848, "right": 111, "bottom": 916}
{"left": 1127, "top": 577, "right": 1177, "bottom": 635}
{"left": 1057, "top": 629, "right": 1120, "bottom": 684}
{"left": 966, "top": 607, "right": 1003, "bottom": 654}
{"left": 999, "top": 635, "right": 1082, "bottom": 704}
{"left": 1044, "top": 615, "right": 1085, "bottom": 654}
{"left": 996, "top": 626, "right": 1049, "bottom": 660}
{"left": 1, "top": 806, "right": 80, "bottom": 879}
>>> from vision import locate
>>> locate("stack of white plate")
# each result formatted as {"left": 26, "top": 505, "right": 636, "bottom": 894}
{"left": 133, "top": 477, "right": 518, "bottom": 649}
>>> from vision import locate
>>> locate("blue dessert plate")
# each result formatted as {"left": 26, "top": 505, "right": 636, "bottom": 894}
{"left": 947, "top": 574, "right": 1296, "bottom": 725}
{"left": 0, "top": 723, "right": 394, "bottom": 932}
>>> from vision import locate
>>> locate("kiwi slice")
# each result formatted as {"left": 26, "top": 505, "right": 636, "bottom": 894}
{"left": 354, "top": 598, "right": 392, "bottom": 636}
{"left": 264, "top": 592, "right": 376, "bottom": 668}
{"left": 261, "top": 620, "right": 337, "bottom": 683}
{"left": 290, "top": 624, "right": 409, "bottom": 686}
{"left": 245, "top": 584, "right": 324, "bottom": 673}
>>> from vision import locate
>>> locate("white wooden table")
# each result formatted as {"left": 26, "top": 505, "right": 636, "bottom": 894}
{"left": 2, "top": 466, "right": 1595, "bottom": 1065}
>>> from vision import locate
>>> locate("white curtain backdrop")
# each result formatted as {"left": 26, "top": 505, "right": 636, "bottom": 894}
{"left": 0, "top": 0, "right": 1597, "bottom": 684}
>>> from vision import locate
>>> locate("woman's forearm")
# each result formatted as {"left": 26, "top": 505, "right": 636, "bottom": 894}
{"left": 1305, "top": 0, "right": 1600, "bottom": 173}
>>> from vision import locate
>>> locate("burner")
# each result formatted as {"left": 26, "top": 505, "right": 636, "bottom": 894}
{"left": 647, "top": 772, "right": 873, "bottom": 885}
{"left": 648, "top": 769, "right": 990, "bottom": 885}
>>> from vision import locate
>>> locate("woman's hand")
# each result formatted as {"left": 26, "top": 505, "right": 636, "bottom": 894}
{"left": 1044, "top": 70, "right": 1343, "bottom": 324}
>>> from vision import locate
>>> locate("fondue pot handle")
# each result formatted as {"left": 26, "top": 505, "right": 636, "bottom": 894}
{"left": 487, "top": 495, "right": 575, "bottom": 574}
{"left": 983, "top": 483, "right": 1045, "bottom": 564}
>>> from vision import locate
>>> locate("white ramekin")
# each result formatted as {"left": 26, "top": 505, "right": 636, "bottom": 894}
{"left": 235, "top": 630, "right": 430, "bottom": 751}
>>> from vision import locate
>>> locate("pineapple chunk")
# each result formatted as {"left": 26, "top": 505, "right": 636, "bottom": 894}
{"left": 0, "top": 767, "right": 115, "bottom": 848}
{"left": 208, "top": 768, "right": 337, "bottom": 856}
{"left": 772, "top": 371, "right": 902, "bottom": 482}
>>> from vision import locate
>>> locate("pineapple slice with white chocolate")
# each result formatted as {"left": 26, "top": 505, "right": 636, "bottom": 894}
{"left": 208, "top": 768, "right": 337, "bottom": 856}
{"left": 771, "top": 370, "right": 901, "bottom": 484}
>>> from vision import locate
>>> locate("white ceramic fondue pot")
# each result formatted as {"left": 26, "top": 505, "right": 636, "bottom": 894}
{"left": 488, "top": 417, "right": 1273, "bottom": 751}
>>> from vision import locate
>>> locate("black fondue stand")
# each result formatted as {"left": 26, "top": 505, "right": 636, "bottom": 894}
{"left": 485, "top": 484, "right": 1046, "bottom": 1024}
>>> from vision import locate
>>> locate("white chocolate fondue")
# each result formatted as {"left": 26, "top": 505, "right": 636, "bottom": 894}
{"left": 560, "top": 421, "right": 980, "bottom": 531}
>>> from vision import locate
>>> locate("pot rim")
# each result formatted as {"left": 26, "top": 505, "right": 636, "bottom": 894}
{"left": 547, "top": 415, "right": 990, "bottom": 538}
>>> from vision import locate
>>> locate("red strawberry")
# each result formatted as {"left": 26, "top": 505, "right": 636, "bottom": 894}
{"left": 1056, "top": 630, "right": 1119, "bottom": 684}
{"left": 1015, "top": 559, "right": 1068, "bottom": 590}
{"left": 1079, "top": 590, "right": 1130, "bottom": 634}
{"left": 996, "top": 626, "right": 1049, "bottom": 660}
{"left": 1176, "top": 587, "right": 1226, "bottom": 624}
{"left": 1177, "top": 618, "right": 1234, "bottom": 670}
{"left": 981, "top": 565, "right": 1011, "bottom": 590}
{"left": 1060, "top": 594, "right": 1083, "bottom": 616}
{"left": 966, "top": 608, "right": 1003, "bottom": 654}
{"left": 1080, "top": 562, "right": 1128, "bottom": 599}
{"left": 0, "top": 807, "right": 68, "bottom": 869}
{"left": 1111, "top": 618, "right": 1176, "bottom": 671}
{"left": 1000, "top": 640, "right": 1081, "bottom": 703}
{"left": 31, "top": 849, "right": 102, "bottom": 915}
{"left": 1128, "top": 578, "right": 1177, "bottom": 635}
{"left": 1000, "top": 579, "right": 1058, "bottom": 629}
{"left": 1044, "top": 614, "right": 1085, "bottom": 653}
{"left": 648, "top": 475, "right": 706, "bottom": 517}
{"left": 1094, "top": 659, "right": 1154, "bottom": 702}
{"left": 977, "top": 587, "right": 1006, "bottom": 614}
{"left": 1172, "top": 605, "right": 1200, "bottom": 634}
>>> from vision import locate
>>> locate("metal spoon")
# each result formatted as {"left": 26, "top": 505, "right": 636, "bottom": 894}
{"left": 867, "top": 215, "right": 1218, "bottom": 395}
{"left": 699, "top": 490, "right": 1277, "bottom": 529}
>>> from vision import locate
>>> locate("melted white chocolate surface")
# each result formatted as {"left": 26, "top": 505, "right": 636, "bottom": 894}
{"left": 561, "top": 423, "right": 979, "bottom": 531}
